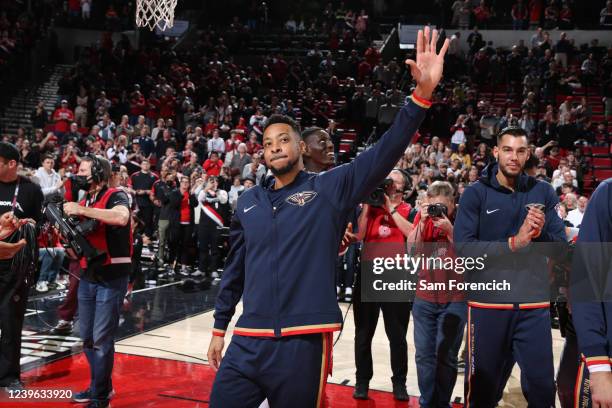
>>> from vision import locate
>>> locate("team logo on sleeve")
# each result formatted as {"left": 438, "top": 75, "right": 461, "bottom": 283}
{"left": 286, "top": 191, "right": 317, "bottom": 206}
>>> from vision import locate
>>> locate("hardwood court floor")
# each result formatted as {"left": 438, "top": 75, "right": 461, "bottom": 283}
{"left": 18, "top": 283, "right": 565, "bottom": 407}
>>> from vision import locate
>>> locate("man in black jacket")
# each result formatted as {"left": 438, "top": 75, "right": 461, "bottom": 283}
{"left": 0, "top": 142, "right": 43, "bottom": 392}
{"left": 130, "top": 160, "right": 158, "bottom": 239}
{"left": 155, "top": 170, "right": 180, "bottom": 269}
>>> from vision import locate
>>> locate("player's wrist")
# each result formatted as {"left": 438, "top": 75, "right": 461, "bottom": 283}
{"left": 412, "top": 87, "right": 433, "bottom": 105}
{"left": 511, "top": 233, "right": 530, "bottom": 250}
{"left": 212, "top": 328, "right": 226, "bottom": 337}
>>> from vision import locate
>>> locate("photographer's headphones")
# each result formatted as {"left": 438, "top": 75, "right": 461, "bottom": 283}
{"left": 88, "top": 154, "right": 105, "bottom": 183}
{"left": 392, "top": 168, "right": 412, "bottom": 193}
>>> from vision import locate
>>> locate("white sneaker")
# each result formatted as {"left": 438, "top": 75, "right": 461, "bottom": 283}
{"left": 191, "top": 270, "right": 204, "bottom": 277}
{"left": 54, "top": 282, "right": 66, "bottom": 290}
{"left": 179, "top": 266, "right": 190, "bottom": 276}
{"left": 211, "top": 271, "right": 220, "bottom": 279}
{"left": 36, "top": 281, "right": 48, "bottom": 293}
{"left": 345, "top": 287, "right": 353, "bottom": 296}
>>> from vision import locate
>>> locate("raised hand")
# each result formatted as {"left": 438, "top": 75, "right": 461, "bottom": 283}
{"left": 405, "top": 26, "right": 450, "bottom": 100}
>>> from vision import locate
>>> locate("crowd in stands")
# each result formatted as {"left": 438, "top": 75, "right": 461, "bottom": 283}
{"left": 450, "top": 0, "right": 612, "bottom": 30}
{"left": 0, "top": 0, "right": 56, "bottom": 102}
{"left": 49, "top": 0, "right": 135, "bottom": 31}
{"left": 0, "top": 2, "right": 610, "bottom": 297}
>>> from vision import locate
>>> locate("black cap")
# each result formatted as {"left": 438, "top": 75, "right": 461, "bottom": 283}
{"left": 0, "top": 142, "right": 20, "bottom": 162}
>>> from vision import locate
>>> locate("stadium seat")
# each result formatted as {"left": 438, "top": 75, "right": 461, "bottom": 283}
{"left": 591, "top": 146, "right": 610, "bottom": 157}
{"left": 594, "top": 169, "right": 612, "bottom": 181}
{"left": 592, "top": 157, "right": 612, "bottom": 168}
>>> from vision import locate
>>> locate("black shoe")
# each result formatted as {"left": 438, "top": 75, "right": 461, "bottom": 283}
{"left": 73, "top": 388, "right": 92, "bottom": 403}
{"left": 352, "top": 382, "right": 368, "bottom": 400}
{"left": 50, "top": 320, "right": 73, "bottom": 335}
{"left": 73, "top": 388, "right": 115, "bottom": 403}
{"left": 392, "top": 383, "right": 409, "bottom": 401}
{"left": 3, "top": 380, "right": 24, "bottom": 393}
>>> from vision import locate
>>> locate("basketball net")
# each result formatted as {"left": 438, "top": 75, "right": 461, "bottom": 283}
{"left": 135, "top": 0, "right": 178, "bottom": 31}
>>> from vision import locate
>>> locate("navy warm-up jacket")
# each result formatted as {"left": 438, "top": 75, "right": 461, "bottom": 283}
{"left": 570, "top": 179, "right": 612, "bottom": 370}
{"left": 453, "top": 162, "right": 567, "bottom": 305}
{"left": 212, "top": 97, "right": 429, "bottom": 338}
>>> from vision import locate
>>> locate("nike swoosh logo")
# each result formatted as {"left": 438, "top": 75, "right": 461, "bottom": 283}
{"left": 486, "top": 209, "right": 500, "bottom": 215}
{"left": 243, "top": 205, "right": 257, "bottom": 213}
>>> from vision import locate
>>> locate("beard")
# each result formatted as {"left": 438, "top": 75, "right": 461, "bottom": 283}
{"left": 269, "top": 156, "right": 299, "bottom": 176}
{"left": 499, "top": 162, "right": 522, "bottom": 179}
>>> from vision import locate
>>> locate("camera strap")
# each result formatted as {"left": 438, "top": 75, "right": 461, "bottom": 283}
{"left": 85, "top": 189, "right": 102, "bottom": 208}
{"left": 11, "top": 177, "right": 20, "bottom": 212}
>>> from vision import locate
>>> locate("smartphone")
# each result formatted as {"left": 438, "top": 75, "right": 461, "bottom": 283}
{"left": 525, "top": 203, "right": 546, "bottom": 212}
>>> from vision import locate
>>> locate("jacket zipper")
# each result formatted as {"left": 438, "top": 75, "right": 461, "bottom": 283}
{"left": 264, "top": 189, "right": 281, "bottom": 337}
{"left": 272, "top": 205, "right": 281, "bottom": 337}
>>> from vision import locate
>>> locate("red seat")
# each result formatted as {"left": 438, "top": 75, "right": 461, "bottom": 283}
{"left": 592, "top": 157, "right": 612, "bottom": 168}
{"left": 591, "top": 146, "right": 609, "bottom": 156}
{"left": 583, "top": 178, "right": 596, "bottom": 189}
{"left": 339, "top": 143, "right": 352, "bottom": 152}
{"left": 594, "top": 169, "right": 612, "bottom": 180}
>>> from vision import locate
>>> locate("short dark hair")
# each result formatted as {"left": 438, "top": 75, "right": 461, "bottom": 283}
{"left": 81, "top": 155, "right": 112, "bottom": 183}
{"left": 496, "top": 126, "right": 528, "bottom": 144}
{"left": 0, "top": 142, "right": 20, "bottom": 162}
{"left": 263, "top": 114, "right": 301, "bottom": 137}
{"left": 301, "top": 127, "right": 326, "bottom": 142}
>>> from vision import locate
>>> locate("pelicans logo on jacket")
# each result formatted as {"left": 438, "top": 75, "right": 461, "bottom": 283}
{"left": 286, "top": 191, "right": 317, "bottom": 206}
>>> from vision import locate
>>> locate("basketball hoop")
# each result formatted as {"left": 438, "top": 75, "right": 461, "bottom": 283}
{"left": 135, "top": 0, "right": 177, "bottom": 31}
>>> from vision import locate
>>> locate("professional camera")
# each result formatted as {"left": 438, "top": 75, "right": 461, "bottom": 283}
{"left": 67, "top": 217, "right": 99, "bottom": 236}
{"left": 42, "top": 200, "right": 106, "bottom": 266}
{"left": 427, "top": 203, "right": 448, "bottom": 218}
{"left": 365, "top": 178, "right": 394, "bottom": 207}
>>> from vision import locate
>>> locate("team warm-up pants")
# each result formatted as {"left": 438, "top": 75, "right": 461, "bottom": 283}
{"left": 557, "top": 315, "right": 594, "bottom": 408}
{"left": 210, "top": 333, "right": 332, "bottom": 408}
{"left": 465, "top": 305, "right": 555, "bottom": 407}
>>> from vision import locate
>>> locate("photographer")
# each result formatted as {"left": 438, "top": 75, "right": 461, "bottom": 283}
{"left": 0, "top": 142, "right": 43, "bottom": 392}
{"left": 352, "top": 169, "right": 413, "bottom": 401}
{"left": 406, "top": 181, "right": 465, "bottom": 408}
{"left": 61, "top": 155, "right": 131, "bottom": 407}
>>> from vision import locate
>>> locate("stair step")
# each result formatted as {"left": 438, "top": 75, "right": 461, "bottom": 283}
{"left": 0, "top": 64, "right": 75, "bottom": 137}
